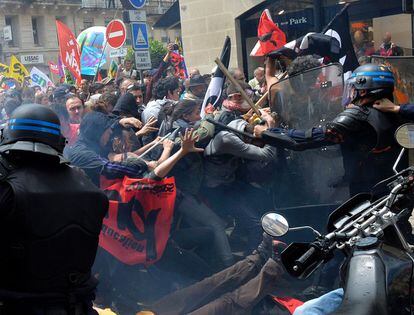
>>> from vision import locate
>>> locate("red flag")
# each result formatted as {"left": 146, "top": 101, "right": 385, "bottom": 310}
{"left": 170, "top": 51, "right": 188, "bottom": 80}
{"left": 97, "top": 71, "right": 102, "bottom": 82}
{"left": 49, "top": 61, "right": 60, "bottom": 75}
{"left": 250, "top": 9, "right": 287, "bottom": 57}
{"left": 55, "top": 20, "right": 82, "bottom": 84}
{"left": 99, "top": 176, "right": 176, "bottom": 266}
{"left": 272, "top": 296, "right": 304, "bottom": 314}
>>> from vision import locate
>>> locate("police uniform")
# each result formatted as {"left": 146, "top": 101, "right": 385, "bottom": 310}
{"left": 0, "top": 104, "right": 108, "bottom": 314}
{"left": 262, "top": 64, "right": 403, "bottom": 195}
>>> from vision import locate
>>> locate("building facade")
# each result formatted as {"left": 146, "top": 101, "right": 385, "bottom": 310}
{"left": 0, "top": 0, "right": 177, "bottom": 76}
{"left": 178, "top": 0, "right": 414, "bottom": 76}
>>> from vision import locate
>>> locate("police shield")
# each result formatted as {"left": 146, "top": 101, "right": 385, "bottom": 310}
{"left": 269, "top": 63, "right": 349, "bottom": 210}
{"left": 371, "top": 56, "right": 414, "bottom": 105}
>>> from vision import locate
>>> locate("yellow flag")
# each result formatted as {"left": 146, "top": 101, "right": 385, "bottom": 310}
{"left": 8, "top": 55, "right": 29, "bottom": 83}
{"left": 0, "top": 63, "right": 9, "bottom": 75}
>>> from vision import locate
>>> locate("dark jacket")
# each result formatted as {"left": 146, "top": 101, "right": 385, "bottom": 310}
{"left": 112, "top": 93, "right": 139, "bottom": 118}
{"left": 64, "top": 111, "right": 148, "bottom": 186}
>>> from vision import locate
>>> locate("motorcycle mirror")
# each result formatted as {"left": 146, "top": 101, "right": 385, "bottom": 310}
{"left": 261, "top": 212, "right": 289, "bottom": 237}
{"left": 395, "top": 123, "right": 414, "bottom": 149}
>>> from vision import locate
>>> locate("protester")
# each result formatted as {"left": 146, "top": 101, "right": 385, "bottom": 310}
{"left": 203, "top": 118, "right": 277, "bottom": 252}
{"left": 189, "top": 68, "right": 201, "bottom": 78}
{"left": 127, "top": 83, "right": 146, "bottom": 109}
{"left": 34, "top": 92, "right": 50, "bottom": 106}
{"left": 144, "top": 43, "right": 176, "bottom": 104}
{"left": 2, "top": 98, "right": 21, "bottom": 122}
{"left": 117, "top": 59, "right": 139, "bottom": 80}
{"left": 230, "top": 68, "right": 246, "bottom": 82}
{"left": 89, "top": 82, "right": 105, "bottom": 96}
{"left": 78, "top": 78, "right": 90, "bottom": 101}
{"left": 376, "top": 31, "right": 404, "bottom": 56}
{"left": 141, "top": 76, "right": 180, "bottom": 144}
{"left": 64, "top": 111, "right": 184, "bottom": 186}
{"left": 65, "top": 95, "right": 84, "bottom": 124}
{"left": 216, "top": 80, "right": 255, "bottom": 125}
{"left": 113, "top": 92, "right": 142, "bottom": 119}
{"left": 353, "top": 29, "right": 375, "bottom": 58}
{"left": 150, "top": 234, "right": 302, "bottom": 315}
{"left": 50, "top": 102, "right": 79, "bottom": 145}
{"left": 183, "top": 75, "right": 207, "bottom": 102}
{"left": 21, "top": 87, "right": 35, "bottom": 104}
{"left": 248, "top": 67, "right": 265, "bottom": 91}
{"left": 94, "top": 92, "right": 119, "bottom": 114}
{"left": 119, "top": 77, "right": 136, "bottom": 95}
{"left": 158, "top": 99, "right": 233, "bottom": 268}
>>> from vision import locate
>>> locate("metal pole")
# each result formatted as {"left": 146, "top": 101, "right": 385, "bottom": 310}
{"left": 92, "top": 8, "right": 120, "bottom": 83}
{"left": 215, "top": 57, "right": 261, "bottom": 116}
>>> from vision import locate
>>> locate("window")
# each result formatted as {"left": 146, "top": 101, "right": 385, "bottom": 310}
{"left": 32, "top": 17, "right": 39, "bottom": 45}
{"left": 32, "top": 17, "right": 44, "bottom": 46}
{"left": 56, "top": 16, "right": 68, "bottom": 24}
{"left": 161, "top": 36, "right": 169, "bottom": 43}
{"left": 83, "top": 17, "right": 94, "bottom": 30}
{"left": 5, "top": 16, "right": 18, "bottom": 47}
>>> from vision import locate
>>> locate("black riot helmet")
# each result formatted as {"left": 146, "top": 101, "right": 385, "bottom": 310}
{"left": 343, "top": 63, "right": 395, "bottom": 106}
{"left": 0, "top": 104, "right": 66, "bottom": 157}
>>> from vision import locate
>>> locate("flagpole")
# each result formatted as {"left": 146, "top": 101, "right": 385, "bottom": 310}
{"left": 92, "top": 8, "right": 120, "bottom": 84}
{"left": 322, "top": 3, "right": 350, "bottom": 33}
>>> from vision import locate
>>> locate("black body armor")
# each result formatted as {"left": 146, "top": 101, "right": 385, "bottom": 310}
{"left": 0, "top": 155, "right": 108, "bottom": 308}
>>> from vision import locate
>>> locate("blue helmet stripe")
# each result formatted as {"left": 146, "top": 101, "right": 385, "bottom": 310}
{"left": 351, "top": 71, "right": 394, "bottom": 78}
{"left": 9, "top": 118, "right": 60, "bottom": 130}
{"left": 372, "top": 78, "right": 395, "bottom": 83}
{"left": 10, "top": 125, "right": 61, "bottom": 136}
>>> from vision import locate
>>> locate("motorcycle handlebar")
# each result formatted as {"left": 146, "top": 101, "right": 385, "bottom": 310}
{"left": 294, "top": 246, "right": 316, "bottom": 271}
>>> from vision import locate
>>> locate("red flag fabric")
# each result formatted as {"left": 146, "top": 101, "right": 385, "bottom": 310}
{"left": 55, "top": 20, "right": 82, "bottom": 84}
{"left": 250, "top": 9, "right": 287, "bottom": 57}
{"left": 272, "top": 296, "right": 304, "bottom": 314}
{"left": 49, "top": 61, "right": 60, "bottom": 75}
{"left": 99, "top": 176, "right": 176, "bottom": 266}
{"left": 170, "top": 51, "right": 188, "bottom": 80}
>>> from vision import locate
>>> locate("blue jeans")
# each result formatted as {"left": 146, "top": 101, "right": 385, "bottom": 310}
{"left": 202, "top": 182, "right": 263, "bottom": 252}
{"left": 293, "top": 288, "right": 344, "bottom": 315}
{"left": 176, "top": 193, "right": 234, "bottom": 267}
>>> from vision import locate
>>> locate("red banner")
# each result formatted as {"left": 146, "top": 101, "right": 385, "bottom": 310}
{"left": 55, "top": 20, "right": 82, "bottom": 84}
{"left": 99, "top": 176, "right": 176, "bottom": 266}
{"left": 49, "top": 61, "right": 60, "bottom": 75}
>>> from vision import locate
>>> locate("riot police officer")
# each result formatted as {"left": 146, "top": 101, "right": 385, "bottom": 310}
{"left": 255, "top": 64, "right": 403, "bottom": 196}
{"left": 0, "top": 104, "right": 108, "bottom": 314}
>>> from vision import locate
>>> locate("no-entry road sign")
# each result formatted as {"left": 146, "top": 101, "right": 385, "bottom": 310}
{"left": 106, "top": 19, "right": 127, "bottom": 49}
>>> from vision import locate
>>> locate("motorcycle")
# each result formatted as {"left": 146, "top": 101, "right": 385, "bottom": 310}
{"left": 262, "top": 123, "right": 414, "bottom": 315}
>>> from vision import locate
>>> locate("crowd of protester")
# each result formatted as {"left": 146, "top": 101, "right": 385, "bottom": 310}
{"left": 0, "top": 42, "right": 275, "bottom": 313}
{"left": 1, "top": 36, "right": 409, "bottom": 314}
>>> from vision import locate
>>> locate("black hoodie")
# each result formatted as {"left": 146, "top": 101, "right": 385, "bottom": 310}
{"left": 112, "top": 93, "right": 139, "bottom": 118}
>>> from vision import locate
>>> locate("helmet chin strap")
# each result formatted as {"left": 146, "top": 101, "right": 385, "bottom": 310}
{"left": 352, "top": 89, "right": 392, "bottom": 106}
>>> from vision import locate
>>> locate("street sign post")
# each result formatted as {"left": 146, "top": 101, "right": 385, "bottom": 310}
{"left": 109, "top": 47, "right": 128, "bottom": 58}
{"left": 3, "top": 26, "right": 12, "bottom": 42}
{"left": 106, "top": 19, "right": 127, "bottom": 49}
{"left": 131, "top": 22, "right": 149, "bottom": 50}
{"left": 134, "top": 50, "right": 151, "bottom": 70}
{"left": 124, "top": 10, "right": 147, "bottom": 22}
